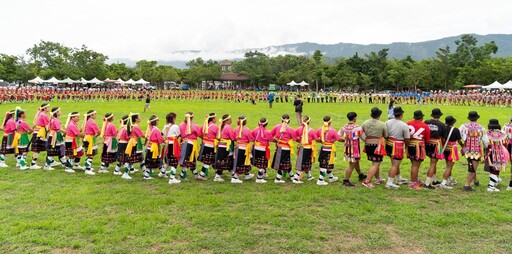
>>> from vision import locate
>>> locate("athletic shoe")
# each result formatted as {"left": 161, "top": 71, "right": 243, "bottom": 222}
{"left": 438, "top": 184, "right": 453, "bottom": 190}
{"left": 168, "top": 178, "right": 181, "bottom": 184}
{"left": 245, "top": 173, "right": 255, "bottom": 180}
{"left": 449, "top": 179, "right": 458, "bottom": 185}
{"left": 423, "top": 184, "right": 435, "bottom": 190}
{"left": 50, "top": 161, "right": 62, "bottom": 167}
{"left": 342, "top": 180, "right": 355, "bottom": 187}
{"left": 274, "top": 179, "right": 285, "bottom": 183}
{"left": 16, "top": 163, "right": 20, "bottom": 167}
{"left": 396, "top": 178, "right": 408, "bottom": 185}
{"left": 375, "top": 179, "right": 385, "bottom": 185}
{"left": 85, "top": 170, "right": 96, "bottom": 175}
{"left": 292, "top": 179, "right": 303, "bottom": 184}
{"left": 157, "top": 172, "right": 167, "bottom": 178}
{"left": 43, "top": 166, "right": 55, "bottom": 171}
{"left": 213, "top": 176, "right": 225, "bottom": 182}
{"left": 196, "top": 175, "right": 207, "bottom": 181}
{"left": 255, "top": 178, "right": 267, "bottom": 183}
{"left": 385, "top": 183, "right": 400, "bottom": 189}
{"left": 473, "top": 180, "right": 480, "bottom": 186}
{"left": 130, "top": 168, "right": 139, "bottom": 173}
{"left": 358, "top": 174, "right": 367, "bottom": 181}
{"left": 98, "top": 169, "right": 109, "bottom": 174}
{"left": 408, "top": 182, "right": 424, "bottom": 190}
{"left": 73, "top": 165, "right": 85, "bottom": 170}
{"left": 462, "top": 186, "right": 474, "bottom": 191}
{"left": 19, "top": 165, "right": 29, "bottom": 170}
{"left": 64, "top": 168, "right": 75, "bottom": 173}
{"left": 113, "top": 171, "right": 123, "bottom": 176}
{"left": 487, "top": 186, "right": 500, "bottom": 192}
{"left": 143, "top": 176, "right": 154, "bottom": 180}
{"left": 431, "top": 181, "right": 442, "bottom": 187}
{"left": 307, "top": 176, "right": 315, "bottom": 181}
{"left": 506, "top": 186, "right": 512, "bottom": 191}
{"left": 231, "top": 178, "right": 243, "bottom": 184}
{"left": 316, "top": 180, "right": 328, "bottom": 186}
{"left": 29, "top": 165, "right": 42, "bottom": 170}
{"left": 122, "top": 173, "right": 132, "bottom": 179}
{"left": 362, "top": 181, "right": 375, "bottom": 188}
{"left": 329, "top": 176, "right": 339, "bottom": 183}
{"left": 0, "top": 162, "right": 9, "bottom": 168}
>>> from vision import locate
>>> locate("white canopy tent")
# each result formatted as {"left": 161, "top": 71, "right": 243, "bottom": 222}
{"left": 125, "top": 79, "right": 136, "bottom": 85}
{"left": 135, "top": 78, "right": 150, "bottom": 85}
{"left": 482, "top": 81, "right": 503, "bottom": 89}
{"left": 286, "top": 80, "right": 298, "bottom": 86}
{"left": 115, "top": 78, "right": 126, "bottom": 84}
{"left": 104, "top": 78, "right": 117, "bottom": 83}
{"left": 79, "top": 77, "right": 88, "bottom": 85}
{"left": 28, "top": 76, "right": 45, "bottom": 84}
{"left": 44, "top": 77, "right": 60, "bottom": 84}
{"left": 501, "top": 80, "right": 512, "bottom": 89}
{"left": 298, "top": 80, "right": 309, "bottom": 86}
{"left": 59, "top": 77, "right": 76, "bottom": 84}
{"left": 87, "top": 77, "right": 104, "bottom": 84}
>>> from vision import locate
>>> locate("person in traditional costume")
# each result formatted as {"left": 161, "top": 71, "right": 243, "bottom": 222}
{"left": 316, "top": 115, "right": 341, "bottom": 186}
{"left": 270, "top": 114, "right": 296, "bottom": 183}
{"left": 406, "top": 110, "right": 431, "bottom": 190}
{"left": 45, "top": 107, "right": 67, "bottom": 170}
{"left": 196, "top": 113, "right": 218, "bottom": 180}
{"left": 424, "top": 108, "right": 446, "bottom": 189}
{"left": 161, "top": 112, "right": 181, "bottom": 184}
{"left": 361, "top": 107, "right": 388, "bottom": 188}
{"left": 438, "top": 116, "right": 464, "bottom": 189}
{"left": 143, "top": 115, "right": 164, "bottom": 180}
{"left": 502, "top": 117, "right": 512, "bottom": 190}
{"left": 99, "top": 113, "right": 117, "bottom": 174}
{"left": 340, "top": 112, "right": 366, "bottom": 187}
{"left": 29, "top": 103, "right": 51, "bottom": 169}
{"left": 125, "top": 113, "right": 146, "bottom": 176}
{"left": 291, "top": 116, "right": 317, "bottom": 184}
{"left": 251, "top": 117, "right": 274, "bottom": 183}
{"left": 385, "top": 107, "right": 410, "bottom": 189}
{"left": 64, "top": 112, "right": 84, "bottom": 173}
{"left": 484, "top": 119, "right": 509, "bottom": 192}
{"left": 0, "top": 110, "right": 16, "bottom": 168}
{"left": 212, "top": 114, "right": 235, "bottom": 182}
{"left": 12, "top": 107, "right": 33, "bottom": 170}
{"left": 231, "top": 116, "right": 254, "bottom": 183}
{"left": 460, "top": 111, "right": 488, "bottom": 191}
{"left": 82, "top": 110, "right": 100, "bottom": 175}
{"left": 178, "top": 112, "right": 200, "bottom": 180}
{"left": 117, "top": 115, "right": 132, "bottom": 179}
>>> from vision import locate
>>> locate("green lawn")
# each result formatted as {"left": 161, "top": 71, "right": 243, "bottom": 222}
{"left": 1, "top": 99, "right": 512, "bottom": 254}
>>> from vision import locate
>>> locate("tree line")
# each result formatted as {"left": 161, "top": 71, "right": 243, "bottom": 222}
{"left": 0, "top": 34, "right": 511, "bottom": 91}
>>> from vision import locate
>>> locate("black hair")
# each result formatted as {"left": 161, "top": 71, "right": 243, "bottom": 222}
{"left": 166, "top": 112, "right": 176, "bottom": 124}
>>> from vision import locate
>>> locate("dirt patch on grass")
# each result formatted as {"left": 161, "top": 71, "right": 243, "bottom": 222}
{"left": 52, "top": 248, "right": 85, "bottom": 254}
{"left": 376, "top": 225, "right": 424, "bottom": 254}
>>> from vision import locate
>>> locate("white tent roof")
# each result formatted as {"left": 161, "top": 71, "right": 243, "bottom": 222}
{"left": 125, "top": 79, "right": 136, "bottom": 85}
{"left": 104, "top": 78, "right": 117, "bottom": 83}
{"left": 298, "top": 80, "right": 309, "bottom": 86}
{"left": 79, "top": 77, "right": 88, "bottom": 85}
{"left": 59, "top": 77, "right": 76, "bottom": 84}
{"left": 287, "top": 80, "right": 298, "bottom": 86}
{"left": 115, "top": 78, "right": 125, "bottom": 84}
{"left": 483, "top": 81, "right": 503, "bottom": 89}
{"left": 135, "top": 78, "right": 150, "bottom": 85}
{"left": 44, "top": 77, "right": 60, "bottom": 84}
{"left": 502, "top": 80, "right": 512, "bottom": 89}
{"left": 28, "top": 76, "right": 45, "bottom": 84}
{"left": 87, "top": 77, "right": 104, "bottom": 84}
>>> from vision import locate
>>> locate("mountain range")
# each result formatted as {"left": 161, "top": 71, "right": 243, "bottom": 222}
{"left": 109, "top": 34, "right": 512, "bottom": 69}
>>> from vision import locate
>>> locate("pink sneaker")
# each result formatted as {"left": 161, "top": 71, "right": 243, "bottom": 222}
{"left": 375, "top": 179, "right": 385, "bottom": 185}
{"left": 362, "top": 181, "right": 376, "bottom": 188}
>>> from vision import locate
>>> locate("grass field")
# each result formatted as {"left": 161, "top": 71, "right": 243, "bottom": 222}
{"left": 1, "top": 99, "right": 512, "bottom": 254}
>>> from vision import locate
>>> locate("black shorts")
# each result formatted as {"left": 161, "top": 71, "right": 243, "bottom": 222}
{"left": 365, "top": 144, "right": 383, "bottom": 162}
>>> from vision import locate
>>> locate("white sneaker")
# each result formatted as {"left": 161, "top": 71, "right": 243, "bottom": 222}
{"left": 122, "top": 173, "right": 132, "bottom": 179}
{"left": 244, "top": 173, "right": 255, "bottom": 180}
{"left": 43, "top": 166, "right": 55, "bottom": 171}
{"left": 131, "top": 168, "right": 139, "bottom": 172}
{"left": 255, "top": 178, "right": 267, "bottom": 183}
{"left": 316, "top": 180, "right": 328, "bottom": 186}
{"left": 143, "top": 176, "right": 153, "bottom": 180}
{"left": 168, "top": 178, "right": 181, "bottom": 184}
{"left": 16, "top": 163, "right": 20, "bottom": 167}
{"left": 506, "top": 186, "right": 512, "bottom": 191}
{"left": 274, "top": 179, "right": 285, "bottom": 183}
{"left": 29, "top": 165, "right": 42, "bottom": 170}
{"left": 50, "top": 161, "right": 62, "bottom": 167}
{"left": 0, "top": 162, "right": 8, "bottom": 168}
{"left": 113, "top": 171, "right": 123, "bottom": 175}
{"left": 73, "top": 165, "right": 85, "bottom": 170}
{"left": 213, "top": 176, "right": 225, "bottom": 182}
{"left": 385, "top": 183, "right": 400, "bottom": 189}
{"left": 196, "top": 175, "right": 207, "bottom": 181}
{"left": 19, "top": 165, "right": 29, "bottom": 170}
{"left": 487, "top": 186, "right": 500, "bottom": 192}
{"left": 64, "top": 168, "right": 75, "bottom": 173}
{"left": 98, "top": 169, "right": 108, "bottom": 174}
{"left": 231, "top": 178, "right": 243, "bottom": 183}
{"left": 438, "top": 184, "right": 453, "bottom": 190}
{"left": 85, "top": 170, "right": 95, "bottom": 175}
{"left": 307, "top": 176, "right": 315, "bottom": 181}
{"left": 292, "top": 179, "right": 304, "bottom": 184}
{"left": 396, "top": 178, "right": 408, "bottom": 185}
{"left": 449, "top": 179, "right": 458, "bottom": 186}
{"left": 158, "top": 172, "right": 167, "bottom": 178}
{"left": 329, "top": 176, "right": 339, "bottom": 183}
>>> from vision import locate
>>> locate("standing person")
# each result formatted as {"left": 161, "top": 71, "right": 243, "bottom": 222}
{"left": 316, "top": 115, "right": 341, "bottom": 186}
{"left": 291, "top": 116, "right": 317, "bottom": 184}
{"left": 125, "top": 113, "right": 145, "bottom": 176}
{"left": 460, "top": 111, "right": 488, "bottom": 191}
{"left": 99, "top": 113, "right": 117, "bottom": 174}
{"left": 385, "top": 107, "right": 410, "bottom": 189}
{"left": 161, "top": 113, "right": 181, "bottom": 184}
{"left": 438, "top": 116, "right": 463, "bottom": 189}
{"left": 270, "top": 114, "right": 296, "bottom": 183}
{"left": 424, "top": 108, "right": 446, "bottom": 188}
{"left": 503, "top": 117, "right": 512, "bottom": 190}
{"left": 0, "top": 110, "right": 16, "bottom": 167}
{"left": 340, "top": 112, "right": 366, "bottom": 187}
{"left": 144, "top": 93, "right": 150, "bottom": 113}
{"left": 484, "top": 119, "right": 509, "bottom": 192}
{"left": 30, "top": 103, "right": 51, "bottom": 169}
{"left": 293, "top": 95, "right": 304, "bottom": 125}
{"left": 63, "top": 112, "right": 84, "bottom": 173}
{"left": 82, "top": 110, "right": 100, "bottom": 175}
{"left": 178, "top": 112, "right": 200, "bottom": 180}
{"left": 213, "top": 114, "right": 236, "bottom": 182}
{"left": 251, "top": 117, "right": 273, "bottom": 183}
{"left": 406, "top": 110, "right": 431, "bottom": 190}
{"left": 118, "top": 115, "right": 132, "bottom": 179}
{"left": 12, "top": 107, "right": 33, "bottom": 170}
{"left": 387, "top": 99, "right": 395, "bottom": 119}
{"left": 361, "top": 107, "right": 388, "bottom": 188}
{"left": 231, "top": 116, "right": 254, "bottom": 183}
{"left": 268, "top": 92, "right": 275, "bottom": 108}
{"left": 196, "top": 113, "right": 218, "bottom": 180}
{"left": 144, "top": 115, "right": 164, "bottom": 180}
{"left": 45, "top": 107, "right": 67, "bottom": 170}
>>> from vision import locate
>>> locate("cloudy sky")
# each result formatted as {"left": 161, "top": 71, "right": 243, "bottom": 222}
{"left": 1, "top": 0, "right": 511, "bottom": 61}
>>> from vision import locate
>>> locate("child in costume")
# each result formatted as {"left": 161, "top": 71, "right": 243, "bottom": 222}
{"left": 484, "top": 119, "right": 509, "bottom": 192}
{"left": 270, "top": 114, "right": 296, "bottom": 183}
{"left": 161, "top": 112, "right": 181, "bottom": 184}
{"left": 125, "top": 113, "right": 145, "bottom": 176}
{"left": 252, "top": 117, "right": 273, "bottom": 183}
{"left": 316, "top": 115, "right": 341, "bottom": 185}
{"left": 45, "top": 107, "right": 67, "bottom": 170}
{"left": 292, "top": 116, "right": 317, "bottom": 184}
{"left": 12, "top": 107, "right": 33, "bottom": 170}
{"left": 212, "top": 114, "right": 235, "bottom": 182}
{"left": 196, "top": 113, "right": 218, "bottom": 180}
{"left": 99, "top": 113, "right": 118, "bottom": 174}
{"left": 340, "top": 112, "right": 367, "bottom": 187}
{"left": 30, "top": 103, "right": 51, "bottom": 169}
{"left": 0, "top": 110, "right": 16, "bottom": 167}
{"left": 117, "top": 115, "right": 132, "bottom": 179}
{"left": 144, "top": 115, "right": 164, "bottom": 180}
{"left": 82, "top": 110, "right": 100, "bottom": 175}
{"left": 231, "top": 116, "right": 254, "bottom": 183}
{"left": 64, "top": 112, "right": 84, "bottom": 173}
{"left": 178, "top": 112, "right": 200, "bottom": 180}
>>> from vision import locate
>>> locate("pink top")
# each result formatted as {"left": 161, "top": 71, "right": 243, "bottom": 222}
{"left": 270, "top": 123, "right": 296, "bottom": 142}
{"left": 119, "top": 126, "right": 128, "bottom": 141}
{"left": 36, "top": 114, "right": 50, "bottom": 127}
{"left": 295, "top": 125, "right": 317, "bottom": 145}
{"left": 220, "top": 124, "right": 236, "bottom": 140}
{"left": 252, "top": 126, "right": 273, "bottom": 146}
{"left": 179, "top": 122, "right": 200, "bottom": 140}
{"left": 4, "top": 119, "right": 16, "bottom": 134}
{"left": 17, "top": 120, "right": 30, "bottom": 134}
{"left": 129, "top": 125, "right": 144, "bottom": 138}
{"left": 198, "top": 122, "right": 219, "bottom": 141}
{"left": 103, "top": 122, "right": 117, "bottom": 138}
{"left": 66, "top": 121, "right": 80, "bottom": 137}
{"left": 316, "top": 127, "right": 341, "bottom": 143}
{"left": 234, "top": 126, "right": 254, "bottom": 144}
{"left": 149, "top": 126, "right": 164, "bottom": 144}
{"left": 85, "top": 119, "right": 100, "bottom": 136}
{"left": 49, "top": 117, "right": 61, "bottom": 132}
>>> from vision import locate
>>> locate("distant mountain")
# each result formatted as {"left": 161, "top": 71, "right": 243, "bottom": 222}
{"left": 110, "top": 34, "right": 512, "bottom": 69}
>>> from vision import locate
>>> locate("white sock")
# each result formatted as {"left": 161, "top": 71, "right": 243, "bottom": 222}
{"left": 441, "top": 179, "right": 447, "bottom": 185}
{"left": 425, "top": 177, "right": 432, "bottom": 186}
{"left": 432, "top": 175, "right": 438, "bottom": 182}
{"left": 387, "top": 177, "right": 395, "bottom": 185}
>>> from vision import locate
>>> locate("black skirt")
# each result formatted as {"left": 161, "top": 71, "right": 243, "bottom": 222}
{"left": 30, "top": 133, "right": 47, "bottom": 152}
{"left": 101, "top": 144, "right": 118, "bottom": 164}
{"left": 271, "top": 147, "right": 291, "bottom": 172}
{"left": 179, "top": 142, "right": 196, "bottom": 168}
{"left": 365, "top": 144, "right": 383, "bottom": 162}
{"left": 83, "top": 141, "right": 98, "bottom": 157}
{"left": 295, "top": 147, "right": 312, "bottom": 172}
{"left": 251, "top": 148, "right": 269, "bottom": 169}
{"left": 318, "top": 149, "right": 334, "bottom": 170}
{"left": 117, "top": 142, "right": 128, "bottom": 163}
{"left": 197, "top": 144, "right": 215, "bottom": 165}
{"left": 0, "top": 135, "right": 14, "bottom": 154}
{"left": 213, "top": 146, "right": 233, "bottom": 171}
{"left": 165, "top": 143, "right": 179, "bottom": 168}
{"left": 233, "top": 146, "right": 251, "bottom": 174}
{"left": 47, "top": 136, "right": 64, "bottom": 157}
{"left": 145, "top": 148, "right": 162, "bottom": 169}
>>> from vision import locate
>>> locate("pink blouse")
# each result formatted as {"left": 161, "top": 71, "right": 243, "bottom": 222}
{"left": 316, "top": 127, "right": 341, "bottom": 143}
{"left": 198, "top": 122, "right": 219, "bottom": 141}
{"left": 149, "top": 126, "right": 164, "bottom": 144}
{"left": 129, "top": 125, "right": 144, "bottom": 138}
{"left": 4, "top": 119, "right": 16, "bottom": 134}
{"left": 179, "top": 122, "right": 200, "bottom": 140}
{"left": 220, "top": 124, "right": 236, "bottom": 140}
{"left": 234, "top": 126, "right": 254, "bottom": 144}
{"left": 66, "top": 122, "right": 80, "bottom": 137}
{"left": 103, "top": 122, "right": 117, "bottom": 138}
{"left": 36, "top": 114, "right": 50, "bottom": 127}
{"left": 270, "top": 124, "right": 296, "bottom": 142}
{"left": 295, "top": 126, "right": 317, "bottom": 145}
{"left": 85, "top": 119, "right": 100, "bottom": 135}
{"left": 252, "top": 126, "right": 273, "bottom": 146}
{"left": 17, "top": 120, "right": 30, "bottom": 134}
{"left": 49, "top": 118, "right": 61, "bottom": 132}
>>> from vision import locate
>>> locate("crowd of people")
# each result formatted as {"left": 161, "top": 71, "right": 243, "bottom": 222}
{"left": 2, "top": 103, "right": 512, "bottom": 192}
